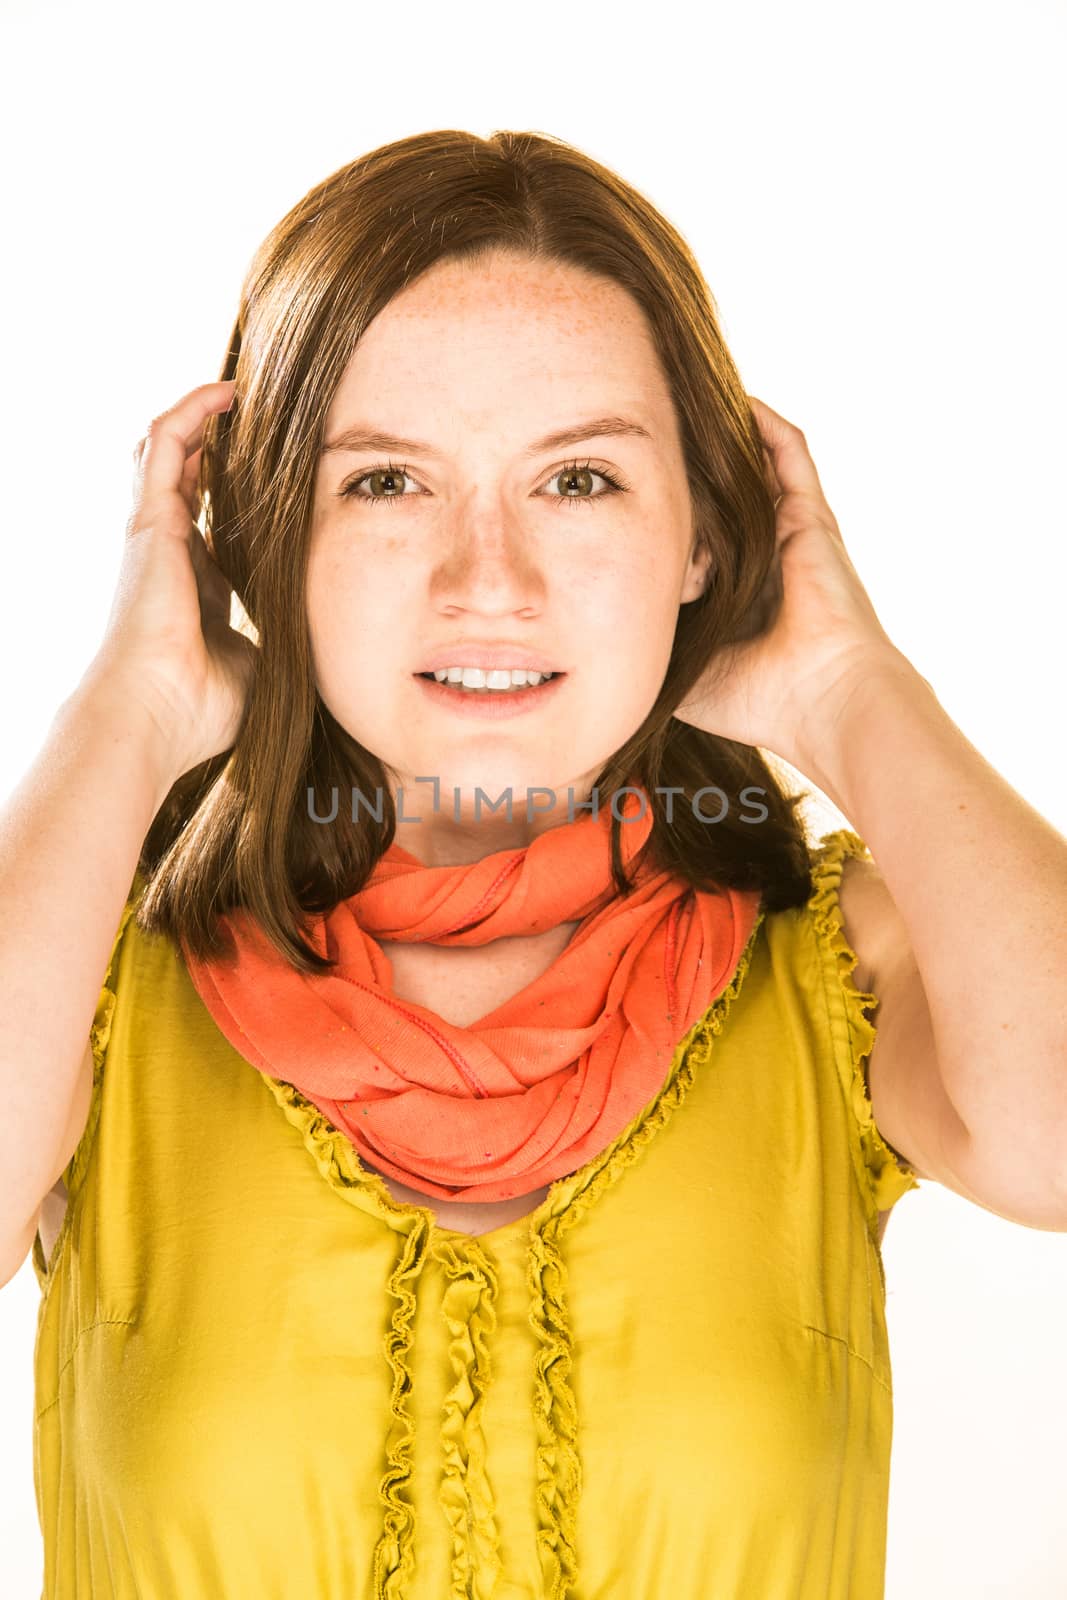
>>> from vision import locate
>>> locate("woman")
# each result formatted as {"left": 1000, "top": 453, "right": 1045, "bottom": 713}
{"left": 8, "top": 129, "right": 1066, "bottom": 1599}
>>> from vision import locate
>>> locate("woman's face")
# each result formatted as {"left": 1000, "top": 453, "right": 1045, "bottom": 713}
{"left": 307, "top": 249, "right": 710, "bottom": 865}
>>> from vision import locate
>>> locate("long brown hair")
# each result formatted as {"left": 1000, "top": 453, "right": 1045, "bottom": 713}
{"left": 137, "top": 128, "right": 818, "bottom": 975}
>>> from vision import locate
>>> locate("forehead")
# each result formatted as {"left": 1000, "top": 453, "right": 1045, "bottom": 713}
{"left": 328, "top": 253, "right": 673, "bottom": 423}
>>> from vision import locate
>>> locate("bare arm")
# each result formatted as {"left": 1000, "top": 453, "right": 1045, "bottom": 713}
{"left": 0, "top": 379, "right": 252, "bottom": 1287}
{"left": 0, "top": 674, "right": 179, "bottom": 1285}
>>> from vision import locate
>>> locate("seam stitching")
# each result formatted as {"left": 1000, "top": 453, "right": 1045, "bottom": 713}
{"left": 34, "top": 1317, "right": 138, "bottom": 1422}
{"left": 796, "top": 1321, "right": 893, "bottom": 1398}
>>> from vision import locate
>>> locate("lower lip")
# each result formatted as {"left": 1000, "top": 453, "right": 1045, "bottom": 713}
{"left": 413, "top": 673, "right": 566, "bottom": 718}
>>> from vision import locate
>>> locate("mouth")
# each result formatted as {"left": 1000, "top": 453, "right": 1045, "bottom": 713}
{"left": 412, "top": 669, "right": 566, "bottom": 716}
{"left": 414, "top": 669, "right": 564, "bottom": 696}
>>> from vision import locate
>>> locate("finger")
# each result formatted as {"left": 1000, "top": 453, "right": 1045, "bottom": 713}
{"left": 758, "top": 439, "right": 783, "bottom": 504}
{"left": 131, "top": 381, "right": 236, "bottom": 538}
{"left": 188, "top": 525, "right": 234, "bottom": 633}
{"left": 179, "top": 444, "right": 204, "bottom": 517}
{"left": 132, "top": 438, "right": 204, "bottom": 515}
{"left": 131, "top": 385, "right": 231, "bottom": 475}
{"left": 747, "top": 395, "right": 828, "bottom": 505}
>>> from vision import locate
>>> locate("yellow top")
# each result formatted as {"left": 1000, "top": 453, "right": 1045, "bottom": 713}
{"left": 32, "top": 827, "right": 920, "bottom": 1599}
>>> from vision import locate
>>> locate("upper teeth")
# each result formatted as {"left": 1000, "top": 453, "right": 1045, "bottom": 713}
{"left": 430, "top": 667, "right": 554, "bottom": 688}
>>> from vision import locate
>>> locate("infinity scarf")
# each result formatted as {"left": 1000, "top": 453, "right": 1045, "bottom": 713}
{"left": 182, "top": 790, "right": 763, "bottom": 1203}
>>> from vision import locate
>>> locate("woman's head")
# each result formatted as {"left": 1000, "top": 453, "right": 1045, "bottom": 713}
{"left": 307, "top": 246, "right": 711, "bottom": 864}
{"left": 140, "top": 128, "right": 813, "bottom": 971}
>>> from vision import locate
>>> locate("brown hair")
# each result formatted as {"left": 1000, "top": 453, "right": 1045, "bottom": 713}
{"left": 137, "top": 127, "right": 819, "bottom": 975}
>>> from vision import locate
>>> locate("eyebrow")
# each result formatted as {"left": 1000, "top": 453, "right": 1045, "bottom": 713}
{"left": 320, "top": 415, "right": 653, "bottom": 459}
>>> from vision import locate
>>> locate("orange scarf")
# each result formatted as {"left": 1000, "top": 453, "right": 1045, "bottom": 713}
{"left": 182, "top": 790, "right": 763, "bottom": 1203}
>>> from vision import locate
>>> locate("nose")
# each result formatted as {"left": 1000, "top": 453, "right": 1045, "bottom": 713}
{"left": 429, "top": 506, "right": 546, "bottom": 613}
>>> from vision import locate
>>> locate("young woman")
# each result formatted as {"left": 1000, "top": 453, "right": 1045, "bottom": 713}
{"left": 5, "top": 128, "right": 1066, "bottom": 1600}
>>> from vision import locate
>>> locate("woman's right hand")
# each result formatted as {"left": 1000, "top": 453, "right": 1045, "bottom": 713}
{"left": 84, "top": 381, "right": 258, "bottom": 787}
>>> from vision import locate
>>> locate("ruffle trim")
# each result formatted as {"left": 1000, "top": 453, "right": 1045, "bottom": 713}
{"left": 433, "top": 1237, "right": 504, "bottom": 1598}
{"left": 260, "top": 901, "right": 768, "bottom": 1600}
{"left": 524, "top": 902, "right": 767, "bottom": 1600}
{"left": 31, "top": 874, "right": 146, "bottom": 1296}
{"left": 807, "top": 829, "right": 921, "bottom": 1231}
{"left": 259, "top": 1076, "right": 425, "bottom": 1598}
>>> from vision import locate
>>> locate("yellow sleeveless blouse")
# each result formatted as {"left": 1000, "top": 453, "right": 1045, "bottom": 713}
{"left": 31, "top": 827, "right": 920, "bottom": 1598}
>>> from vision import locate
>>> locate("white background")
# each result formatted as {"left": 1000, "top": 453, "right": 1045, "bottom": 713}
{"left": 1, "top": 0, "right": 1065, "bottom": 1594}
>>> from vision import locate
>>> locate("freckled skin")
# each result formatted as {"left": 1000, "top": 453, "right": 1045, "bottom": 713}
{"left": 307, "top": 249, "right": 711, "bottom": 868}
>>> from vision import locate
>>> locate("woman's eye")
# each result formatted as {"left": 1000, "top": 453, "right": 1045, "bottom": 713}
{"left": 339, "top": 458, "right": 628, "bottom": 510}
{"left": 541, "top": 461, "right": 626, "bottom": 509}
{"left": 340, "top": 462, "right": 419, "bottom": 508}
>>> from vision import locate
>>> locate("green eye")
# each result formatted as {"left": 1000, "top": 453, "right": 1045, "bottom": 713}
{"left": 340, "top": 461, "right": 417, "bottom": 507}
{"left": 543, "top": 460, "right": 627, "bottom": 508}
{"left": 339, "top": 456, "right": 630, "bottom": 510}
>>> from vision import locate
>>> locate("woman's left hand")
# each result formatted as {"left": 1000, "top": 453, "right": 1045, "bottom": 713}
{"left": 673, "top": 395, "right": 906, "bottom": 769}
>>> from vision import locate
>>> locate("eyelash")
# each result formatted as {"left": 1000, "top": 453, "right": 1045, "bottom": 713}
{"left": 339, "top": 457, "right": 630, "bottom": 510}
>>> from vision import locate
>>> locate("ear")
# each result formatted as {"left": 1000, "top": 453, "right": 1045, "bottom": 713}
{"left": 679, "top": 536, "right": 712, "bottom": 604}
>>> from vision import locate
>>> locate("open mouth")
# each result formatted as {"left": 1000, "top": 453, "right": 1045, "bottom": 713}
{"left": 412, "top": 670, "right": 567, "bottom": 711}
{"left": 415, "top": 670, "right": 563, "bottom": 696}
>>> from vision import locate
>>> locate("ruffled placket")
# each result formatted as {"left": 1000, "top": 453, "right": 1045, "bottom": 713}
{"left": 258, "top": 902, "right": 767, "bottom": 1599}
{"left": 431, "top": 1235, "right": 504, "bottom": 1599}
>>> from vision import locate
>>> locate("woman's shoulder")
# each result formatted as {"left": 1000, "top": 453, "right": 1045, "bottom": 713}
{"left": 791, "top": 827, "right": 884, "bottom": 991}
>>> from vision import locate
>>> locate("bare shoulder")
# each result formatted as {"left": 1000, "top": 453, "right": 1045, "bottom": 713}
{"left": 830, "top": 849, "right": 929, "bottom": 1224}
{"left": 832, "top": 849, "right": 907, "bottom": 994}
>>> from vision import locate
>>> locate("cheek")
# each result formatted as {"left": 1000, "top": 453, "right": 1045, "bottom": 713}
{"left": 307, "top": 547, "right": 379, "bottom": 645}
{"left": 570, "top": 555, "right": 683, "bottom": 649}
{"left": 305, "top": 569, "right": 384, "bottom": 712}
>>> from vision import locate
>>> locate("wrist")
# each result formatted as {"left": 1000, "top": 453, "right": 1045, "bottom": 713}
{"left": 791, "top": 647, "right": 935, "bottom": 805}
{"left": 60, "top": 666, "right": 186, "bottom": 815}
